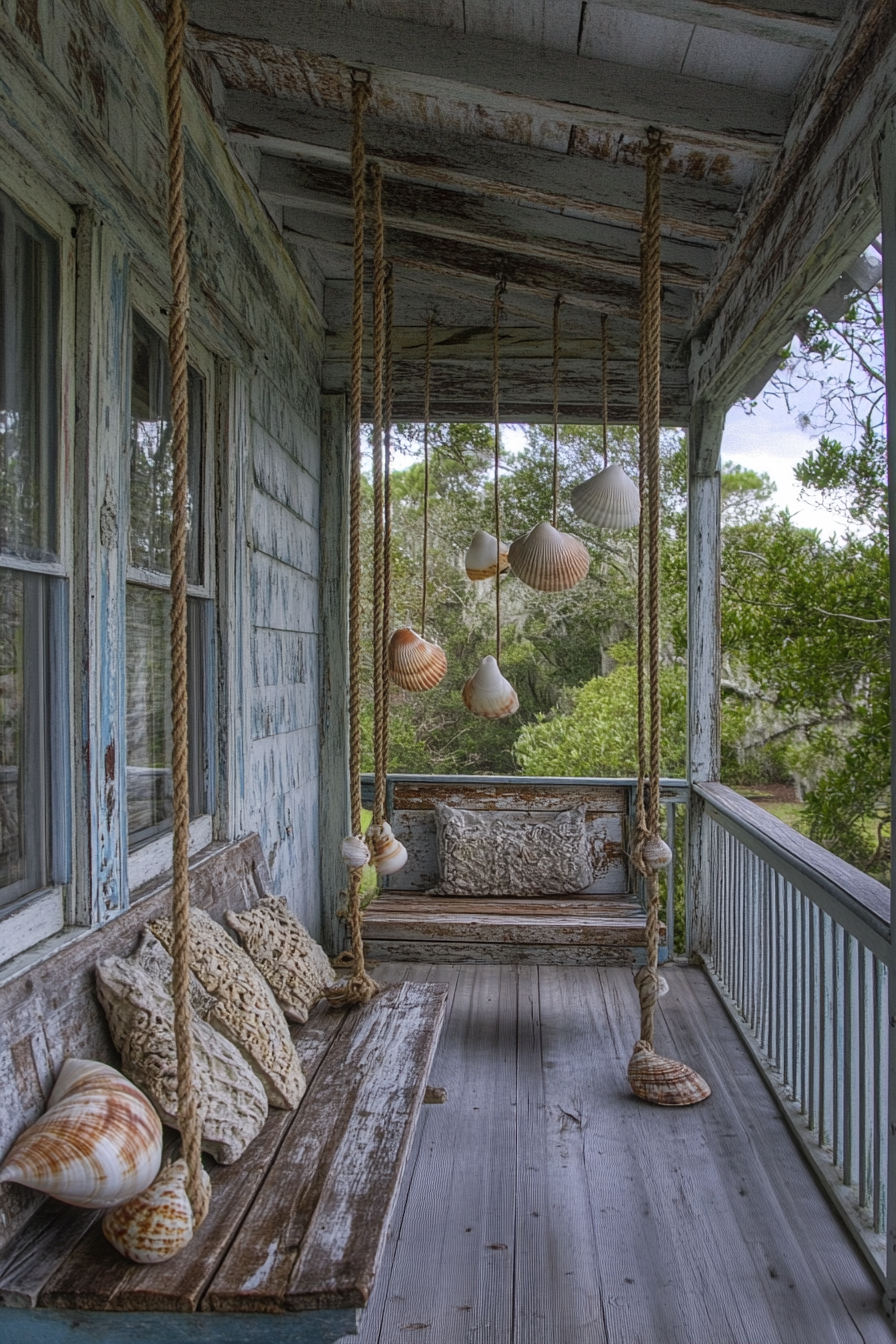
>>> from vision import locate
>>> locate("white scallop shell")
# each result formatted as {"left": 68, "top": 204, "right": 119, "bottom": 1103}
{"left": 0, "top": 1059, "right": 163, "bottom": 1209}
{"left": 508, "top": 521, "right": 590, "bottom": 592}
{"left": 462, "top": 655, "right": 519, "bottom": 720}
{"left": 341, "top": 834, "right": 370, "bottom": 868}
{"left": 103, "top": 1159, "right": 210, "bottom": 1263}
{"left": 465, "top": 530, "right": 510, "bottom": 581}
{"left": 365, "top": 820, "right": 408, "bottom": 876}
{"left": 642, "top": 833, "right": 673, "bottom": 869}
{"left": 388, "top": 627, "right": 448, "bottom": 691}
{"left": 570, "top": 464, "right": 640, "bottom": 529}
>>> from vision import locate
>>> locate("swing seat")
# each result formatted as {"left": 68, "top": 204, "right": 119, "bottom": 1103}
{"left": 360, "top": 777, "right": 666, "bottom": 965}
{"left": 0, "top": 836, "right": 448, "bottom": 1342}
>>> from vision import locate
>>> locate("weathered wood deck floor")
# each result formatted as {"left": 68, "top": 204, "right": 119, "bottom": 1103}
{"left": 351, "top": 963, "right": 890, "bottom": 1344}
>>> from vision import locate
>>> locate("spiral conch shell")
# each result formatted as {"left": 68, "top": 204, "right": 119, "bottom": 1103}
{"left": 508, "top": 521, "right": 590, "bottom": 592}
{"left": 341, "top": 834, "right": 370, "bottom": 868}
{"left": 462, "top": 655, "right": 519, "bottom": 720}
{"left": 465, "top": 530, "right": 510, "bottom": 581}
{"left": 103, "top": 1159, "right": 210, "bottom": 1263}
{"left": 0, "top": 1059, "right": 162, "bottom": 1208}
{"left": 365, "top": 820, "right": 408, "bottom": 877}
{"left": 388, "top": 627, "right": 447, "bottom": 691}
{"left": 641, "top": 833, "right": 673, "bottom": 869}
{"left": 570, "top": 464, "right": 640, "bottom": 529}
{"left": 627, "top": 1040, "right": 711, "bottom": 1107}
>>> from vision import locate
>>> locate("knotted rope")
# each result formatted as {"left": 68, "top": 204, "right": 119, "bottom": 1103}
{"left": 381, "top": 263, "right": 394, "bottom": 785}
{"left": 551, "top": 295, "right": 562, "bottom": 528}
{"left": 164, "top": 0, "right": 208, "bottom": 1226}
{"left": 601, "top": 314, "right": 609, "bottom": 470}
{"left": 371, "top": 162, "right": 387, "bottom": 829}
{"left": 420, "top": 314, "right": 433, "bottom": 634}
{"left": 492, "top": 280, "right": 505, "bottom": 666}
{"left": 327, "top": 74, "right": 378, "bottom": 1006}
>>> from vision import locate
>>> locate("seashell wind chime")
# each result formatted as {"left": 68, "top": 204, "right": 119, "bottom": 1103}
{"left": 570, "top": 314, "right": 641, "bottom": 530}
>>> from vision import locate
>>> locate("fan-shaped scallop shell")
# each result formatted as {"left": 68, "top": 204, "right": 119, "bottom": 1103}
{"left": 341, "top": 834, "right": 370, "bottom": 868}
{"left": 508, "top": 521, "right": 590, "bottom": 592}
{"left": 571, "top": 464, "right": 640, "bottom": 529}
{"left": 641, "top": 833, "right": 673, "bottom": 869}
{"left": 0, "top": 1059, "right": 163, "bottom": 1208}
{"left": 465, "top": 530, "right": 510, "bottom": 581}
{"left": 103, "top": 1159, "right": 210, "bottom": 1263}
{"left": 388, "top": 627, "right": 447, "bottom": 691}
{"left": 462, "top": 655, "right": 519, "bottom": 720}
{"left": 627, "top": 1041, "right": 710, "bottom": 1107}
{"left": 366, "top": 820, "right": 408, "bottom": 876}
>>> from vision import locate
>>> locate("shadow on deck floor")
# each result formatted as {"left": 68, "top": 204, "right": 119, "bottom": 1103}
{"left": 351, "top": 963, "right": 889, "bottom": 1344}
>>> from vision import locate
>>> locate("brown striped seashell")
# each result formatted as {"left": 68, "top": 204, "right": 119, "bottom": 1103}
{"left": 0, "top": 1059, "right": 163, "bottom": 1208}
{"left": 388, "top": 627, "right": 448, "bottom": 691}
{"left": 366, "top": 820, "right": 408, "bottom": 877}
{"left": 462, "top": 655, "right": 519, "bottom": 720}
{"left": 341, "top": 834, "right": 370, "bottom": 868}
{"left": 642, "top": 834, "right": 673, "bottom": 869}
{"left": 508, "top": 521, "right": 590, "bottom": 592}
{"left": 627, "top": 1040, "right": 711, "bottom": 1107}
{"left": 571, "top": 464, "right": 640, "bottom": 529}
{"left": 465, "top": 530, "right": 510, "bottom": 581}
{"left": 103, "top": 1159, "right": 210, "bottom": 1263}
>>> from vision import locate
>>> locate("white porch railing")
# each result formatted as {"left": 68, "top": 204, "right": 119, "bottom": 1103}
{"left": 693, "top": 782, "right": 890, "bottom": 1281}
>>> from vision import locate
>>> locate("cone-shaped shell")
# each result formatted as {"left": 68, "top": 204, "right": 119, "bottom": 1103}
{"left": 571, "top": 464, "right": 640, "bottom": 529}
{"left": 388, "top": 627, "right": 447, "bottom": 691}
{"left": 341, "top": 834, "right": 370, "bottom": 868}
{"left": 642, "top": 833, "right": 673, "bottom": 869}
{"left": 103, "top": 1159, "right": 210, "bottom": 1263}
{"left": 508, "top": 521, "right": 590, "bottom": 593}
{"left": 462, "top": 655, "right": 519, "bottom": 720}
{"left": 627, "top": 1041, "right": 711, "bottom": 1107}
{"left": 366, "top": 820, "right": 408, "bottom": 877}
{"left": 465, "top": 530, "right": 510, "bottom": 581}
{"left": 0, "top": 1059, "right": 163, "bottom": 1208}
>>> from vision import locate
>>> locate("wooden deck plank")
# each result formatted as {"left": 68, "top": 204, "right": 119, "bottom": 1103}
{"left": 363, "top": 938, "right": 640, "bottom": 966}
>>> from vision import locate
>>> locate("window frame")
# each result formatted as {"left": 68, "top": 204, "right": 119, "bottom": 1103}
{"left": 124, "top": 277, "right": 217, "bottom": 890}
{"left": 0, "top": 147, "right": 75, "bottom": 965}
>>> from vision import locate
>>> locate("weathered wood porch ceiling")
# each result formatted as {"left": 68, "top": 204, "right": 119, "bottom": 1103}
{"left": 188, "top": 0, "right": 891, "bottom": 424}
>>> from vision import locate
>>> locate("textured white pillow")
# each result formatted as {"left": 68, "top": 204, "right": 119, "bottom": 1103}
{"left": 225, "top": 897, "right": 335, "bottom": 1024}
{"left": 427, "top": 802, "right": 594, "bottom": 897}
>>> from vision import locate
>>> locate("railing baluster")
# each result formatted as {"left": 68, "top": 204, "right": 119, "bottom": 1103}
{"left": 843, "top": 930, "right": 854, "bottom": 1186}
{"left": 859, "top": 944, "right": 869, "bottom": 1210}
{"left": 665, "top": 801, "right": 675, "bottom": 959}
{"left": 874, "top": 956, "right": 884, "bottom": 1233}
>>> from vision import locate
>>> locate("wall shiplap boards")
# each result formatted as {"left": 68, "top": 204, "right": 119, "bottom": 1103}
{"left": 0, "top": 0, "right": 329, "bottom": 947}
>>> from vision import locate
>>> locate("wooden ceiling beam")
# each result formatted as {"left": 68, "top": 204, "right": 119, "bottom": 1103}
{"left": 190, "top": 1, "right": 788, "bottom": 152}
{"left": 225, "top": 91, "right": 741, "bottom": 243}
{"left": 605, "top": 0, "right": 841, "bottom": 49}
{"left": 262, "top": 157, "right": 713, "bottom": 290}
{"left": 323, "top": 326, "right": 683, "bottom": 364}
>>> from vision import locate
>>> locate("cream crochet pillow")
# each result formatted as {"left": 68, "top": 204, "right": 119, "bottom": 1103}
{"left": 427, "top": 802, "right": 594, "bottom": 897}
{"left": 149, "top": 909, "right": 305, "bottom": 1109}
{"left": 225, "top": 897, "right": 336, "bottom": 1023}
{"left": 96, "top": 932, "right": 268, "bottom": 1165}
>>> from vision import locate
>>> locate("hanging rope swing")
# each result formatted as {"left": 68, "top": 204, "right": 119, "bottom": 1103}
{"left": 387, "top": 311, "right": 447, "bottom": 693}
{"left": 627, "top": 129, "right": 709, "bottom": 1108}
{"left": 507, "top": 296, "right": 589, "bottom": 593}
{"left": 463, "top": 281, "right": 518, "bottom": 720}
{"left": 570, "top": 316, "right": 640, "bottom": 530}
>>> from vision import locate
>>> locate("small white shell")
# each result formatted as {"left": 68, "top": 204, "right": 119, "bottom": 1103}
{"left": 462, "top": 655, "right": 519, "bottom": 720}
{"left": 366, "top": 821, "right": 408, "bottom": 877}
{"left": 465, "top": 530, "right": 510, "bottom": 581}
{"left": 642, "top": 834, "right": 673, "bottom": 869}
{"left": 627, "top": 1040, "right": 711, "bottom": 1107}
{"left": 0, "top": 1059, "right": 163, "bottom": 1209}
{"left": 388, "top": 627, "right": 448, "bottom": 691}
{"left": 508, "top": 521, "right": 590, "bottom": 592}
{"left": 103, "top": 1159, "right": 210, "bottom": 1263}
{"left": 341, "top": 834, "right": 370, "bottom": 868}
{"left": 570, "top": 464, "right": 640, "bottom": 529}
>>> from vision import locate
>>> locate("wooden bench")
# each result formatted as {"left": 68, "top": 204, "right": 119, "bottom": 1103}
{"left": 0, "top": 836, "right": 448, "bottom": 1341}
{"left": 361, "top": 776, "right": 668, "bottom": 966}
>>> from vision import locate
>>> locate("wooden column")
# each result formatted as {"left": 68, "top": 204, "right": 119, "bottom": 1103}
{"left": 686, "top": 399, "right": 725, "bottom": 958}
{"left": 318, "top": 394, "right": 352, "bottom": 954}
{"left": 878, "top": 108, "right": 896, "bottom": 1324}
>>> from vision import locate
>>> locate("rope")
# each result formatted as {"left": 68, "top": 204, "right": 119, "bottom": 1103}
{"left": 551, "top": 295, "right": 561, "bottom": 528}
{"left": 382, "top": 264, "right": 394, "bottom": 782}
{"left": 420, "top": 315, "right": 433, "bottom": 634}
{"left": 492, "top": 280, "right": 504, "bottom": 667}
{"left": 601, "top": 314, "right": 609, "bottom": 470}
{"left": 635, "top": 128, "right": 667, "bottom": 1051}
{"left": 327, "top": 74, "right": 377, "bottom": 1007}
{"left": 164, "top": 0, "right": 207, "bottom": 1227}
{"left": 371, "top": 163, "right": 387, "bottom": 828}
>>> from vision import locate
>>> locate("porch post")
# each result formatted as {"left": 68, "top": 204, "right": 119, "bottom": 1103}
{"left": 686, "top": 399, "right": 724, "bottom": 958}
{"left": 878, "top": 108, "right": 896, "bottom": 1322}
{"left": 318, "top": 394, "right": 352, "bottom": 955}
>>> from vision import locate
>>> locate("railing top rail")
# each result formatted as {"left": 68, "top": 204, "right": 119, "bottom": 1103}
{"left": 360, "top": 773, "right": 689, "bottom": 793}
{"left": 695, "top": 781, "right": 890, "bottom": 949}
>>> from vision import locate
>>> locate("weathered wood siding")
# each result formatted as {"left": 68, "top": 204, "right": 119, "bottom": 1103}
{"left": 0, "top": 0, "right": 327, "bottom": 935}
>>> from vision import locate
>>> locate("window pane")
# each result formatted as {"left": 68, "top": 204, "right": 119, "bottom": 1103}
{"left": 129, "top": 315, "right": 204, "bottom": 583}
{"left": 0, "top": 569, "right": 48, "bottom": 906}
{"left": 0, "top": 190, "right": 59, "bottom": 563}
